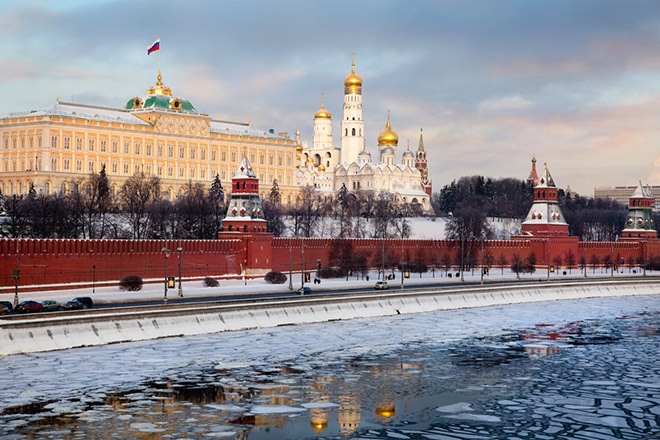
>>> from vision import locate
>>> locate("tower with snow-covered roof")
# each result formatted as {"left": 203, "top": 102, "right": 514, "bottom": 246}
{"left": 521, "top": 162, "right": 569, "bottom": 236}
{"left": 621, "top": 181, "right": 656, "bottom": 240}
{"left": 221, "top": 156, "right": 267, "bottom": 233}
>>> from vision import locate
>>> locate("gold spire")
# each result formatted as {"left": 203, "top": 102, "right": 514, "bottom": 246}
{"left": 147, "top": 72, "right": 172, "bottom": 96}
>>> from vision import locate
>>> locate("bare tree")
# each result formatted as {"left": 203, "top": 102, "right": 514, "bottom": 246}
{"left": 119, "top": 174, "right": 162, "bottom": 239}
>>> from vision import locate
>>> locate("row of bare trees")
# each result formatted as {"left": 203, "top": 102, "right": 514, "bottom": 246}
{"left": 0, "top": 167, "right": 226, "bottom": 240}
{"left": 263, "top": 182, "right": 417, "bottom": 239}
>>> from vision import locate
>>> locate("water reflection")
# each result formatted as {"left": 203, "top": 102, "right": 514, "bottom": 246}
{"left": 2, "top": 307, "right": 659, "bottom": 439}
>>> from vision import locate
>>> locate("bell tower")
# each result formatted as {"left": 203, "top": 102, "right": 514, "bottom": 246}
{"left": 340, "top": 53, "right": 364, "bottom": 165}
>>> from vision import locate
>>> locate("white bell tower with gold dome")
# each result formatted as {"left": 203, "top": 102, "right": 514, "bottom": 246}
{"left": 340, "top": 53, "right": 364, "bottom": 165}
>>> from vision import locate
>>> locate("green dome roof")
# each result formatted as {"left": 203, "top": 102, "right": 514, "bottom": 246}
{"left": 125, "top": 73, "right": 198, "bottom": 113}
{"left": 125, "top": 94, "right": 197, "bottom": 112}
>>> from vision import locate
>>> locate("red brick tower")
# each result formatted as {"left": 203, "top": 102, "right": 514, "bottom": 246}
{"left": 218, "top": 156, "right": 272, "bottom": 276}
{"left": 620, "top": 181, "right": 657, "bottom": 240}
{"left": 521, "top": 162, "right": 569, "bottom": 237}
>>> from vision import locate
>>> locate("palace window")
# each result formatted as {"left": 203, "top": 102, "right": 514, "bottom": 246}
{"left": 123, "top": 164, "right": 129, "bottom": 174}
{"left": 88, "top": 161, "right": 94, "bottom": 173}
{"left": 157, "top": 144, "right": 163, "bottom": 156}
{"left": 190, "top": 168, "right": 195, "bottom": 178}
{"left": 168, "top": 166, "right": 173, "bottom": 177}
{"left": 51, "top": 158, "right": 57, "bottom": 171}
{"left": 134, "top": 164, "right": 140, "bottom": 175}
{"left": 200, "top": 148, "right": 206, "bottom": 160}
{"left": 112, "top": 140, "right": 118, "bottom": 153}
{"left": 134, "top": 143, "right": 140, "bottom": 155}
{"left": 157, "top": 166, "right": 162, "bottom": 176}
{"left": 190, "top": 147, "right": 195, "bottom": 160}
{"left": 168, "top": 146, "right": 174, "bottom": 158}
{"left": 64, "top": 136, "right": 70, "bottom": 149}
{"left": 146, "top": 143, "right": 152, "bottom": 156}
{"left": 76, "top": 160, "right": 82, "bottom": 172}
{"left": 111, "top": 162, "right": 118, "bottom": 174}
{"left": 88, "top": 139, "right": 95, "bottom": 151}
{"left": 51, "top": 135, "right": 58, "bottom": 149}
{"left": 76, "top": 138, "right": 83, "bottom": 150}
{"left": 179, "top": 167, "right": 184, "bottom": 177}
{"left": 220, "top": 150, "right": 225, "bottom": 161}
{"left": 123, "top": 142, "right": 129, "bottom": 154}
{"left": 200, "top": 168, "right": 206, "bottom": 179}
{"left": 64, "top": 159, "right": 70, "bottom": 171}
{"left": 231, "top": 151, "right": 236, "bottom": 162}
{"left": 179, "top": 147, "right": 185, "bottom": 159}
{"left": 100, "top": 139, "right": 106, "bottom": 152}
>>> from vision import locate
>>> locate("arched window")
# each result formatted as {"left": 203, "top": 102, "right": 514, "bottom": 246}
{"left": 352, "top": 128, "right": 356, "bottom": 136}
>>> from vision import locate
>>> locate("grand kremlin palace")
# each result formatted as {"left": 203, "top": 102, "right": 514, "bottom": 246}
{"left": 0, "top": 73, "right": 299, "bottom": 204}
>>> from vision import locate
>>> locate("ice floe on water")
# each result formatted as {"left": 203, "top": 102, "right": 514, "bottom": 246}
{"left": 0, "top": 294, "right": 659, "bottom": 438}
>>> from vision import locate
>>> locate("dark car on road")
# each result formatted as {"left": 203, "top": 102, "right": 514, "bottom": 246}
{"left": 297, "top": 286, "right": 312, "bottom": 295}
{"left": 62, "top": 300, "right": 84, "bottom": 310}
{"left": 15, "top": 301, "right": 44, "bottom": 313}
{"left": 0, "top": 301, "right": 13, "bottom": 314}
{"left": 72, "top": 297, "right": 93, "bottom": 308}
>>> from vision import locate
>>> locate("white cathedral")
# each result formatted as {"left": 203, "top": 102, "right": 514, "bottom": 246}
{"left": 294, "top": 56, "right": 433, "bottom": 214}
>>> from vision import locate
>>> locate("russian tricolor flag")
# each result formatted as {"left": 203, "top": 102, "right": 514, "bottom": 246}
{"left": 147, "top": 38, "right": 160, "bottom": 55}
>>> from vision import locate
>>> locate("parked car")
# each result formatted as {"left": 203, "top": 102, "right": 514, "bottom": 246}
{"left": 0, "top": 301, "right": 13, "bottom": 314}
{"left": 0, "top": 303, "right": 12, "bottom": 315}
{"left": 62, "top": 300, "right": 84, "bottom": 310}
{"left": 15, "top": 301, "right": 44, "bottom": 313}
{"left": 72, "top": 297, "right": 93, "bottom": 308}
{"left": 297, "top": 286, "right": 312, "bottom": 295}
{"left": 41, "top": 300, "right": 61, "bottom": 312}
{"left": 374, "top": 280, "right": 389, "bottom": 290}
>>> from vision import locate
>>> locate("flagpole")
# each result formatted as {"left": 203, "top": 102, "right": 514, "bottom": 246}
{"left": 157, "top": 35, "right": 161, "bottom": 79}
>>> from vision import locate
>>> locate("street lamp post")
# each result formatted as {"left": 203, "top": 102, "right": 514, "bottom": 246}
{"left": 161, "top": 247, "right": 170, "bottom": 304}
{"left": 480, "top": 239, "right": 484, "bottom": 285}
{"left": 400, "top": 238, "right": 404, "bottom": 290}
{"left": 301, "top": 237, "right": 305, "bottom": 289}
{"left": 177, "top": 247, "right": 183, "bottom": 297}
{"left": 12, "top": 244, "right": 19, "bottom": 308}
{"left": 288, "top": 239, "right": 293, "bottom": 290}
{"left": 546, "top": 239, "right": 551, "bottom": 281}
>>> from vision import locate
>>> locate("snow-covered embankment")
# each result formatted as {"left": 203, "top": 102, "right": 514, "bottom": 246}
{"left": 1, "top": 279, "right": 658, "bottom": 356}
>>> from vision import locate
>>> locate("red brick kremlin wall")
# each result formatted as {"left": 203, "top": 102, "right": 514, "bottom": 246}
{"left": 1, "top": 236, "right": 659, "bottom": 292}
{"left": 0, "top": 238, "right": 243, "bottom": 292}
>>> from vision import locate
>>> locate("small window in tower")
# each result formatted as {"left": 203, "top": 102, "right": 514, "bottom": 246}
{"left": 352, "top": 128, "right": 356, "bottom": 136}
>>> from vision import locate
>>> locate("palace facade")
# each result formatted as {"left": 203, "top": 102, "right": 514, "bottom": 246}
{"left": 0, "top": 72, "right": 299, "bottom": 204}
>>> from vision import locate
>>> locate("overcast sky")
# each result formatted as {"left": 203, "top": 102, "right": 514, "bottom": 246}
{"left": 0, "top": 0, "right": 659, "bottom": 196}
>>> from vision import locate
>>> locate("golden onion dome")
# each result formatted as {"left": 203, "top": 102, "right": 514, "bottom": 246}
{"left": 344, "top": 57, "right": 363, "bottom": 95}
{"left": 378, "top": 112, "right": 399, "bottom": 147}
{"left": 314, "top": 105, "right": 332, "bottom": 120}
{"left": 318, "top": 165, "right": 326, "bottom": 172}
{"left": 295, "top": 144, "right": 303, "bottom": 153}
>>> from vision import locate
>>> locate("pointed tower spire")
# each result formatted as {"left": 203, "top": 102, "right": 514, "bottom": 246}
{"left": 621, "top": 180, "right": 656, "bottom": 240}
{"left": 521, "top": 162, "right": 568, "bottom": 236}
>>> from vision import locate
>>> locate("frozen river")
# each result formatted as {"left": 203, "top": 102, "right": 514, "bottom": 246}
{"left": 0, "top": 293, "right": 659, "bottom": 439}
